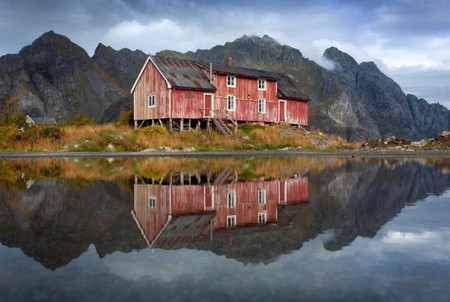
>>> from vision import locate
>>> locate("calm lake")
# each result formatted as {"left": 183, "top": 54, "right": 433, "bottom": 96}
{"left": 0, "top": 156, "right": 449, "bottom": 301}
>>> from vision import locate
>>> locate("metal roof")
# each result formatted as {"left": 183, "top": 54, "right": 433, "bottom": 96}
{"left": 152, "top": 56, "right": 216, "bottom": 91}
{"left": 209, "top": 64, "right": 280, "bottom": 81}
{"left": 276, "top": 73, "right": 310, "bottom": 101}
{"left": 143, "top": 56, "right": 309, "bottom": 101}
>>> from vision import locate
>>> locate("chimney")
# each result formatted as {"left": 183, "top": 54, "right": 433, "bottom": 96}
{"left": 225, "top": 54, "right": 232, "bottom": 67}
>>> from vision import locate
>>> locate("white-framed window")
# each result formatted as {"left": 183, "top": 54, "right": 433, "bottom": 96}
{"left": 258, "top": 189, "right": 266, "bottom": 204}
{"left": 227, "top": 190, "right": 236, "bottom": 208}
{"left": 258, "top": 79, "right": 266, "bottom": 90}
{"left": 227, "top": 215, "right": 237, "bottom": 227}
{"left": 148, "top": 196, "right": 156, "bottom": 209}
{"left": 227, "top": 75, "right": 236, "bottom": 87}
{"left": 258, "top": 212, "right": 267, "bottom": 224}
{"left": 258, "top": 98, "right": 266, "bottom": 114}
{"left": 227, "top": 95, "right": 236, "bottom": 111}
{"left": 148, "top": 94, "right": 156, "bottom": 107}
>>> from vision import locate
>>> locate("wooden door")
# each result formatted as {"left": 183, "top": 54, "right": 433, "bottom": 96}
{"left": 204, "top": 186, "right": 214, "bottom": 210}
{"left": 279, "top": 100, "right": 286, "bottom": 122}
{"left": 204, "top": 94, "right": 214, "bottom": 117}
{"left": 279, "top": 181, "right": 287, "bottom": 204}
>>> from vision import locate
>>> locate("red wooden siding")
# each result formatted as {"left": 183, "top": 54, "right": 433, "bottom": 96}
{"left": 171, "top": 90, "right": 207, "bottom": 119}
{"left": 285, "top": 177, "right": 309, "bottom": 204}
{"left": 213, "top": 180, "right": 279, "bottom": 229}
{"left": 133, "top": 60, "right": 170, "bottom": 121}
{"left": 133, "top": 184, "right": 171, "bottom": 243}
{"left": 214, "top": 74, "right": 278, "bottom": 122}
{"left": 133, "top": 176, "right": 309, "bottom": 241}
{"left": 284, "top": 99, "right": 308, "bottom": 125}
{"left": 132, "top": 57, "right": 309, "bottom": 125}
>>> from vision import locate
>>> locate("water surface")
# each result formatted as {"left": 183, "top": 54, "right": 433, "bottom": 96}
{"left": 0, "top": 157, "right": 449, "bottom": 301}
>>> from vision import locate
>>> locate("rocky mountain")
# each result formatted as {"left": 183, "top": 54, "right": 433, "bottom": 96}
{"left": 159, "top": 36, "right": 448, "bottom": 141}
{"left": 0, "top": 31, "right": 447, "bottom": 140}
{"left": 324, "top": 47, "right": 448, "bottom": 140}
{"left": 0, "top": 31, "right": 139, "bottom": 123}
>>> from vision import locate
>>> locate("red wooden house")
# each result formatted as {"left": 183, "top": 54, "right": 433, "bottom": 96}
{"left": 130, "top": 56, "right": 309, "bottom": 132}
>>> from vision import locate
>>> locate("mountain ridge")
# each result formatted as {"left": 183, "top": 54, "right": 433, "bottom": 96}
{"left": 0, "top": 31, "right": 447, "bottom": 140}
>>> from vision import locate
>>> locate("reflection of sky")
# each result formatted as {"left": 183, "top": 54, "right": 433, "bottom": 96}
{"left": 99, "top": 193, "right": 450, "bottom": 301}
{"left": 1, "top": 192, "right": 449, "bottom": 301}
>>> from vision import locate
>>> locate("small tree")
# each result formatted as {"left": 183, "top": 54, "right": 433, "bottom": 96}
{"left": 64, "top": 113, "right": 94, "bottom": 126}
{"left": 116, "top": 110, "right": 133, "bottom": 126}
{"left": 0, "top": 97, "right": 27, "bottom": 128}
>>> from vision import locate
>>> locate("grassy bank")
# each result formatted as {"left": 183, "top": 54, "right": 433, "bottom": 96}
{"left": 0, "top": 123, "right": 351, "bottom": 152}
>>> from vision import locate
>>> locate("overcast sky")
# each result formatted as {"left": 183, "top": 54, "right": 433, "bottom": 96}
{"left": 1, "top": 0, "right": 450, "bottom": 107}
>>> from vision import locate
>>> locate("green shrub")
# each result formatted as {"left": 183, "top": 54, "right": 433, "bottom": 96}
{"left": 137, "top": 125, "right": 168, "bottom": 135}
{"left": 0, "top": 125, "right": 22, "bottom": 149}
{"left": 70, "top": 129, "right": 143, "bottom": 152}
{"left": 39, "top": 126, "right": 62, "bottom": 140}
{"left": 64, "top": 113, "right": 94, "bottom": 126}
{"left": 117, "top": 110, "right": 133, "bottom": 126}
{"left": 239, "top": 123, "right": 265, "bottom": 134}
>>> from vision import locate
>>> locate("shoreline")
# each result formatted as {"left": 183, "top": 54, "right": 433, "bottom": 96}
{"left": 1, "top": 150, "right": 450, "bottom": 159}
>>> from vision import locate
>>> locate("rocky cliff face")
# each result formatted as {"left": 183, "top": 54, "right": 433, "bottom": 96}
{"left": 323, "top": 47, "right": 449, "bottom": 140}
{"left": 0, "top": 31, "right": 133, "bottom": 122}
{"left": 159, "top": 36, "right": 448, "bottom": 141}
{"left": 0, "top": 32, "right": 447, "bottom": 140}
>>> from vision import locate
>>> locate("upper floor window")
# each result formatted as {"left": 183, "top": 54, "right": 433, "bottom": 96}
{"left": 258, "top": 79, "right": 266, "bottom": 90}
{"left": 258, "top": 189, "right": 267, "bottom": 204}
{"left": 148, "top": 94, "right": 156, "bottom": 107}
{"left": 227, "top": 75, "right": 236, "bottom": 87}
{"left": 258, "top": 98, "right": 266, "bottom": 114}
{"left": 148, "top": 196, "right": 156, "bottom": 209}
{"left": 227, "top": 190, "right": 237, "bottom": 208}
{"left": 227, "top": 95, "right": 236, "bottom": 111}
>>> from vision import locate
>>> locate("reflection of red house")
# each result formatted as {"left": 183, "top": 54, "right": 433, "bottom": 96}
{"left": 132, "top": 173, "right": 308, "bottom": 248}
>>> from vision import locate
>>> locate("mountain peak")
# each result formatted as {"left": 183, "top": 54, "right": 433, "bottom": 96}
{"left": 188, "top": 34, "right": 302, "bottom": 66}
{"left": 323, "top": 47, "right": 358, "bottom": 76}
{"left": 19, "top": 30, "right": 89, "bottom": 62}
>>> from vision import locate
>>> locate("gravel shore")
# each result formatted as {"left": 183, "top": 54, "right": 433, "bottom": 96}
{"left": 1, "top": 150, "right": 450, "bottom": 159}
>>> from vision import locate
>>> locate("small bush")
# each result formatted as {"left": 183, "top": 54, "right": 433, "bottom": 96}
{"left": 64, "top": 113, "right": 94, "bottom": 126}
{"left": 70, "top": 128, "right": 143, "bottom": 152}
{"left": 240, "top": 123, "right": 266, "bottom": 134}
{"left": 0, "top": 125, "right": 22, "bottom": 149}
{"left": 138, "top": 125, "right": 168, "bottom": 135}
{"left": 40, "top": 126, "right": 62, "bottom": 140}
{"left": 117, "top": 110, "right": 133, "bottom": 126}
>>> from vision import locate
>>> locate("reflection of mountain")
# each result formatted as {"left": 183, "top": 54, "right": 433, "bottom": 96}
{"left": 309, "top": 159, "right": 450, "bottom": 251}
{"left": 0, "top": 159, "right": 449, "bottom": 269}
{"left": 0, "top": 180, "right": 147, "bottom": 270}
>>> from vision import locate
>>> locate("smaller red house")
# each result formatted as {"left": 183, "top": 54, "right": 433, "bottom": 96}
{"left": 130, "top": 56, "right": 309, "bottom": 132}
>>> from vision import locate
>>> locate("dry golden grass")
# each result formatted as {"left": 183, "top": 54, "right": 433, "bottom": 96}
{"left": 0, "top": 122, "right": 350, "bottom": 152}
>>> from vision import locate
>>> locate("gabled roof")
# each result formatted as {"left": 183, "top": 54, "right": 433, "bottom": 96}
{"left": 204, "top": 63, "right": 309, "bottom": 101}
{"left": 153, "top": 56, "right": 216, "bottom": 91}
{"left": 150, "top": 213, "right": 215, "bottom": 249}
{"left": 131, "top": 56, "right": 216, "bottom": 93}
{"left": 276, "top": 73, "right": 310, "bottom": 101}
{"left": 131, "top": 56, "right": 309, "bottom": 101}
